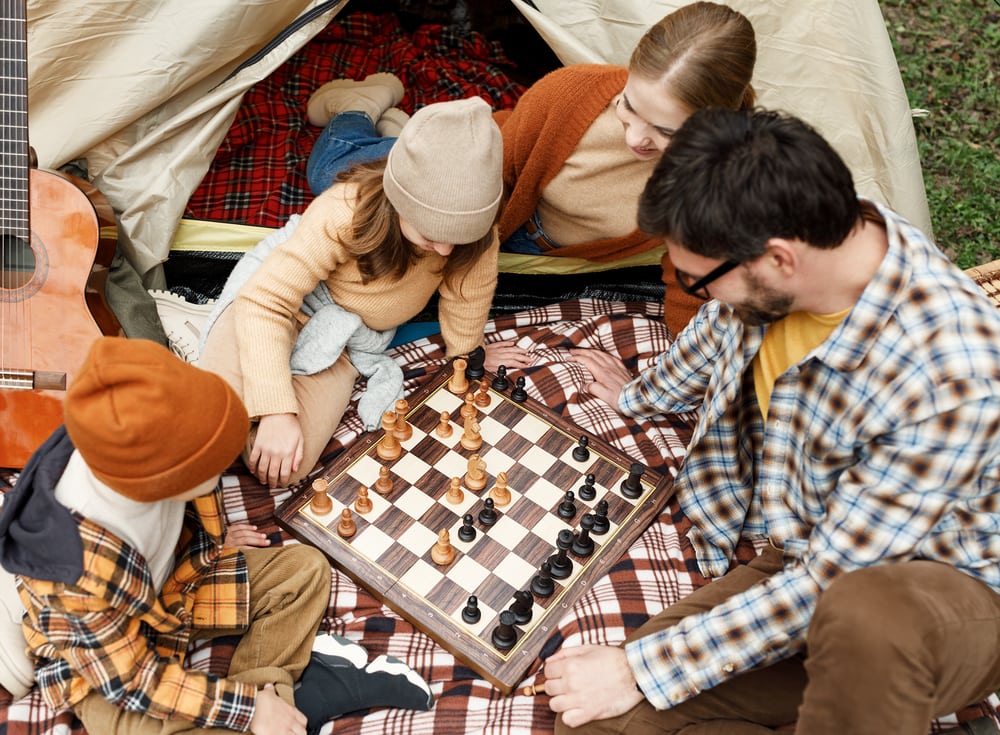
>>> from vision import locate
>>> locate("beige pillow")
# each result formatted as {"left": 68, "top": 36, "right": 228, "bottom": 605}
{"left": 0, "top": 564, "right": 34, "bottom": 699}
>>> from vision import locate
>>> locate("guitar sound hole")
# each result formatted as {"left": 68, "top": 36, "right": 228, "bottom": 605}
{"left": 1, "top": 234, "right": 36, "bottom": 290}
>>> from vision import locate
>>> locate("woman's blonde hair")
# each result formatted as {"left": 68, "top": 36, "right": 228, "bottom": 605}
{"left": 335, "top": 160, "right": 495, "bottom": 288}
{"left": 630, "top": 2, "right": 757, "bottom": 112}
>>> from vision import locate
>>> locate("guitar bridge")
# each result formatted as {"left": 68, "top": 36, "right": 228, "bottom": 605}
{"left": 0, "top": 369, "right": 67, "bottom": 391}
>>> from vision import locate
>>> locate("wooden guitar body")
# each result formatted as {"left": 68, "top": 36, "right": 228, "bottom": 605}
{"left": 0, "top": 168, "right": 123, "bottom": 468}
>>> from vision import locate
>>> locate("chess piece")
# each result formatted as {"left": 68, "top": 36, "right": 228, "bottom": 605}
{"left": 337, "top": 508, "right": 356, "bottom": 538}
{"left": 464, "top": 453, "right": 487, "bottom": 491}
{"left": 393, "top": 398, "right": 413, "bottom": 441}
{"left": 547, "top": 529, "right": 575, "bottom": 580}
{"left": 354, "top": 485, "right": 373, "bottom": 514}
{"left": 491, "top": 365, "right": 509, "bottom": 391}
{"left": 488, "top": 471, "right": 511, "bottom": 507}
{"left": 572, "top": 436, "right": 591, "bottom": 462}
{"left": 491, "top": 609, "right": 517, "bottom": 651}
{"left": 572, "top": 514, "right": 596, "bottom": 558}
{"left": 460, "top": 392, "right": 477, "bottom": 420}
{"left": 374, "top": 465, "right": 393, "bottom": 496}
{"left": 448, "top": 357, "right": 469, "bottom": 394}
{"left": 431, "top": 528, "right": 455, "bottom": 565}
{"left": 510, "top": 589, "right": 533, "bottom": 625}
{"left": 458, "top": 513, "right": 477, "bottom": 542}
{"left": 478, "top": 497, "right": 498, "bottom": 526}
{"left": 310, "top": 479, "right": 333, "bottom": 514}
{"left": 578, "top": 472, "right": 597, "bottom": 501}
{"left": 474, "top": 378, "right": 491, "bottom": 407}
{"left": 530, "top": 560, "right": 555, "bottom": 598}
{"left": 465, "top": 345, "right": 486, "bottom": 380}
{"left": 592, "top": 499, "right": 611, "bottom": 535}
{"left": 620, "top": 462, "right": 645, "bottom": 499}
{"left": 462, "top": 595, "right": 482, "bottom": 624}
{"left": 510, "top": 376, "right": 528, "bottom": 403}
{"left": 435, "top": 410, "right": 454, "bottom": 438}
{"left": 461, "top": 417, "right": 483, "bottom": 451}
{"left": 446, "top": 476, "right": 465, "bottom": 504}
{"left": 557, "top": 490, "right": 577, "bottom": 519}
{"left": 376, "top": 411, "right": 402, "bottom": 461}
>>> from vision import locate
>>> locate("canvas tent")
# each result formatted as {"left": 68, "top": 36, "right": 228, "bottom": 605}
{"left": 25, "top": 0, "right": 931, "bottom": 289}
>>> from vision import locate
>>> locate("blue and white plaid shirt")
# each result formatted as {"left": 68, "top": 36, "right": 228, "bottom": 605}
{"left": 620, "top": 201, "right": 1000, "bottom": 709}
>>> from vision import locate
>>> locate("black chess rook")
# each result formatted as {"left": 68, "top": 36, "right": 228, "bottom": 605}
{"left": 491, "top": 609, "right": 518, "bottom": 651}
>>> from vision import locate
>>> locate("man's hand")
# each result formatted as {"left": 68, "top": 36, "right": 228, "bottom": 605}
{"left": 569, "top": 349, "right": 633, "bottom": 410}
{"left": 224, "top": 522, "right": 271, "bottom": 549}
{"left": 250, "top": 684, "right": 307, "bottom": 735}
{"left": 249, "top": 413, "right": 304, "bottom": 488}
{"left": 543, "top": 645, "right": 645, "bottom": 728}
{"left": 485, "top": 339, "right": 534, "bottom": 372}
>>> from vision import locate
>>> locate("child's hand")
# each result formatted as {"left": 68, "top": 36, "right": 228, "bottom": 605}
{"left": 485, "top": 339, "right": 533, "bottom": 372}
{"left": 225, "top": 522, "right": 271, "bottom": 549}
{"left": 250, "top": 413, "right": 304, "bottom": 488}
{"left": 250, "top": 683, "right": 307, "bottom": 735}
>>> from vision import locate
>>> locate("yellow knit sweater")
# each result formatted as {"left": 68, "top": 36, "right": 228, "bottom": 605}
{"left": 234, "top": 184, "right": 498, "bottom": 418}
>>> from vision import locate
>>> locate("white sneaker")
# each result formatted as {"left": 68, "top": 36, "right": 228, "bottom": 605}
{"left": 149, "top": 290, "right": 216, "bottom": 363}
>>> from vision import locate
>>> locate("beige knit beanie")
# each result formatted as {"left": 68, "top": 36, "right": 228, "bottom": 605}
{"left": 383, "top": 97, "right": 502, "bottom": 244}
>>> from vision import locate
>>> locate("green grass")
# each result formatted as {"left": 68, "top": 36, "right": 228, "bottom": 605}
{"left": 879, "top": 0, "right": 1000, "bottom": 268}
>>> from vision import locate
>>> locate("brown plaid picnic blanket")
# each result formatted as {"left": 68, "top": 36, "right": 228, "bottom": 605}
{"left": 2, "top": 299, "right": 997, "bottom": 733}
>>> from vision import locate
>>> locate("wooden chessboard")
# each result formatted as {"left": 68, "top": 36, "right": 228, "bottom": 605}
{"left": 275, "top": 360, "right": 676, "bottom": 693}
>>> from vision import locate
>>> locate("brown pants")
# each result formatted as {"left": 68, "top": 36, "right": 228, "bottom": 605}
{"left": 557, "top": 546, "right": 1000, "bottom": 735}
{"left": 198, "top": 305, "right": 360, "bottom": 486}
{"left": 77, "top": 544, "right": 331, "bottom": 734}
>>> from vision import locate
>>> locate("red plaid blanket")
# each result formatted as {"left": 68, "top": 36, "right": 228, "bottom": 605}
{"left": 184, "top": 11, "right": 526, "bottom": 228}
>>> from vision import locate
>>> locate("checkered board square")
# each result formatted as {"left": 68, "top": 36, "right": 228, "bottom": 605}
{"left": 276, "top": 360, "right": 676, "bottom": 692}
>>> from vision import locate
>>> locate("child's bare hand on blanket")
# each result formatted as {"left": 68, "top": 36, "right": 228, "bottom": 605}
{"left": 225, "top": 522, "right": 271, "bottom": 549}
{"left": 569, "top": 349, "right": 633, "bottom": 409}
{"left": 250, "top": 413, "right": 304, "bottom": 488}
{"left": 250, "top": 683, "right": 307, "bottom": 735}
{"left": 543, "top": 645, "right": 644, "bottom": 727}
{"left": 485, "top": 340, "right": 534, "bottom": 372}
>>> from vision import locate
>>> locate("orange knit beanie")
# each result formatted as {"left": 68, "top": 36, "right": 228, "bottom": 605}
{"left": 64, "top": 337, "right": 249, "bottom": 502}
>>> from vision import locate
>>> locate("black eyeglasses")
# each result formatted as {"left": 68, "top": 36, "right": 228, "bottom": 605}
{"left": 675, "top": 260, "right": 741, "bottom": 300}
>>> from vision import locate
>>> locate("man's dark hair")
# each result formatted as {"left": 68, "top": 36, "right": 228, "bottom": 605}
{"left": 637, "top": 107, "right": 861, "bottom": 262}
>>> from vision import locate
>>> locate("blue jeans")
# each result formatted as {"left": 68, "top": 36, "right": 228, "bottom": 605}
{"left": 500, "top": 212, "right": 560, "bottom": 255}
{"left": 306, "top": 111, "right": 397, "bottom": 196}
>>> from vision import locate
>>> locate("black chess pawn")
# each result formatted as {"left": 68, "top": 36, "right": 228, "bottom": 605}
{"left": 462, "top": 595, "right": 482, "bottom": 624}
{"left": 510, "top": 376, "right": 528, "bottom": 403}
{"left": 478, "top": 497, "right": 498, "bottom": 526}
{"left": 547, "top": 528, "right": 575, "bottom": 580}
{"left": 592, "top": 498, "right": 610, "bottom": 535}
{"left": 572, "top": 435, "right": 591, "bottom": 462}
{"left": 578, "top": 472, "right": 597, "bottom": 501}
{"left": 572, "top": 514, "right": 596, "bottom": 558}
{"left": 557, "top": 490, "right": 577, "bottom": 519}
{"left": 491, "top": 609, "right": 518, "bottom": 651}
{"left": 465, "top": 345, "right": 486, "bottom": 380}
{"left": 530, "top": 560, "right": 556, "bottom": 598}
{"left": 619, "top": 462, "right": 645, "bottom": 499}
{"left": 509, "top": 589, "right": 533, "bottom": 625}
{"left": 458, "top": 513, "right": 477, "bottom": 542}
{"left": 491, "top": 364, "right": 509, "bottom": 391}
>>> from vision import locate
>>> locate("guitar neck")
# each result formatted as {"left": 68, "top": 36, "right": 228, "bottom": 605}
{"left": 1, "top": 0, "right": 31, "bottom": 242}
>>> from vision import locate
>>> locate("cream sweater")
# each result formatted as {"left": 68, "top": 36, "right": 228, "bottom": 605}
{"left": 234, "top": 183, "right": 499, "bottom": 419}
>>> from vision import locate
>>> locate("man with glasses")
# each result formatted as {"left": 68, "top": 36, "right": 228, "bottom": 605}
{"left": 549, "top": 108, "right": 1000, "bottom": 734}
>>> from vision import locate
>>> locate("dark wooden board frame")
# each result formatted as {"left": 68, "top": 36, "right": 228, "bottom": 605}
{"left": 276, "top": 360, "right": 676, "bottom": 693}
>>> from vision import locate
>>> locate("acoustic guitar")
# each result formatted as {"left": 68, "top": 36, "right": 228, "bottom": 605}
{"left": 0, "top": 1, "right": 123, "bottom": 468}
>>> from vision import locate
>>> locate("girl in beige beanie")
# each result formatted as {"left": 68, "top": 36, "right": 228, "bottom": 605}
{"left": 199, "top": 95, "right": 503, "bottom": 489}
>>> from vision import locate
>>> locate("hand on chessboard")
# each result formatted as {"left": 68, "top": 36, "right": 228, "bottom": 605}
{"left": 484, "top": 339, "right": 534, "bottom": 372}
{"left": 249, "top": 413, "right": 304, "bottom": 488}
{"left": 543, "top": 644, "right": 644, "bottom": 728}
{"left": 570, "top": 348, "right": 634, "bottom": 409}
{"left": 224, "top": 522, "right": 272, "bottom": 550}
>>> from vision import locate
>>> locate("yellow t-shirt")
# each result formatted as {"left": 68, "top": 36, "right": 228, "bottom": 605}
{"left": 753, "top": 308, "right": 850, "bottom": 418}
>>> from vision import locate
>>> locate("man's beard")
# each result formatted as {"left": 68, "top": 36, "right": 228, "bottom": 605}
{"left": 732, "top": 274, "right": 793, "bottom": 326}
